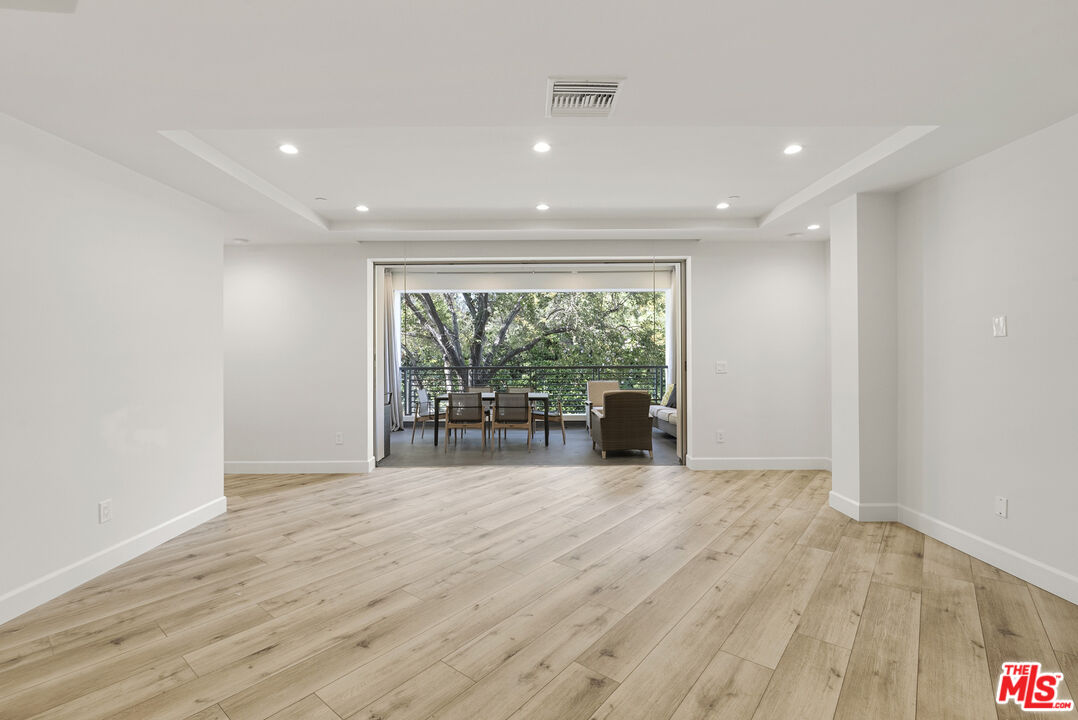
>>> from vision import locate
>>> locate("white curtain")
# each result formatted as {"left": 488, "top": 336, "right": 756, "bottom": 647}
{"left": 384, "top": 271, "right": 404, "bottom": 430}
{"left": 671, "top": 264, "right": 684, "bottom": 461}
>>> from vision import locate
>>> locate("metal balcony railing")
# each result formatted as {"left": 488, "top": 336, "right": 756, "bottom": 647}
{"left": 401, "top": 365, "right": 667, "bottom": 415}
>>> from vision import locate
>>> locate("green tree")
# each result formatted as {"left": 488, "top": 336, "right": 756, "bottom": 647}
{"left": 401, "top": 291, "right": 665, "bottom": 388}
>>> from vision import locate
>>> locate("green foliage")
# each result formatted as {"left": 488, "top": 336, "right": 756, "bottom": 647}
{"left": 401, "top": 291, "right": 666, "bottom": 369}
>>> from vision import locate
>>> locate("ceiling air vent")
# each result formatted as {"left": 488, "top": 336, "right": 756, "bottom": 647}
{"left": 546, "top": 77, "right": 623, "bottom": 118}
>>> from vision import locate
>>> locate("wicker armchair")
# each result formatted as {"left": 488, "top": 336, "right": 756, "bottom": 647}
{"left": 585, "top": 380, "right": 620, "bottom": 430}
{"left": 590, "top": 390, "right": 653, "bottom": 459}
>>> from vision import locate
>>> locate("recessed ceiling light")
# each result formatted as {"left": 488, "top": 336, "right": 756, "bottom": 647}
{"left": 783, "top": 144, "right": 803, "bottom": 155}
{"left": 536, "top": 203, "right": 550, "bottom": 211}
{"left": 786, "top": 232, "right": 803, "bottom": 237}
{"left": 716, "top": 202, "right": 731, "bottom": 210}
{"left": 278, "top": 143, "right": 299, "bottom": 155}
{"left": 355, "top": 204, "right": 370, "bottom": 213}
{"left": 231, "top": 238, "right": 250, "bottom": 244}
{"left": 533, "top": 141, "right": 551, "bottom": 153}
{"left": 315, "top": 196, "right": 328, "bottom": 202}
{"left": 807, "top": 223, "right": 821, "bottom": 230}
{"left": 727, "top": 195, "right": 741, "bottom": 200}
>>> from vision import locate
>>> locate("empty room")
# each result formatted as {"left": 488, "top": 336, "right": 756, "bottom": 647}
{"left": 1, "top": 2, "right": 1076, "bottom": 719}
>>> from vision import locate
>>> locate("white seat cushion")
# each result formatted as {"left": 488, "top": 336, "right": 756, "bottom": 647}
{"left": 654, "top": 407, "right": 677, "bottom": 423}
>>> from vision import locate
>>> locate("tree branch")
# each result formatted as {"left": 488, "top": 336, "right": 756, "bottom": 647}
{"left": 491, "top": 298, "right": 523, "bottom": 354}
{"left": 494, "top": 325, "right": 571, "bottom": 366}
{"left": 470, "top": 293, "right": 492, "bottom": 366}
{"left": 442, "top": 293, "right": 465, "bottom": 363}
{"left": 405, "top": 294, "right": 466, "bottom": 375}
{"left": 462, "top": 292, "right": 477, "bottom": 317}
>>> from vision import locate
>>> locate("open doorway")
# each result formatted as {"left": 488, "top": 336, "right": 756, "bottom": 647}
{"left": 372, "top": 259, "right": 688, "bottom": 467}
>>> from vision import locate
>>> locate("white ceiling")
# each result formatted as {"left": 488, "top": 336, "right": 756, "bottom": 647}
{"left": 190, "top": 126, "right": 899, "bottom": 226}
{"left": 2, "top": 0, "right": 1077, "bottom": 243}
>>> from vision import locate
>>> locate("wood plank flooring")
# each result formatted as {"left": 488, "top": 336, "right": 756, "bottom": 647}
{"left": 1, "top": 467, "right": 1075, "bottom": 719}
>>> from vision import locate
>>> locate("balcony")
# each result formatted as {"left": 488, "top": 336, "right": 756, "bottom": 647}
{"left": 401, "top": 364, "right": 668, "bottom": 416}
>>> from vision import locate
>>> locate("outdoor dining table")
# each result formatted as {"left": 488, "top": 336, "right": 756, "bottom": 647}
{"left": 432, "top": 392, "right": 551, "bottom": 446}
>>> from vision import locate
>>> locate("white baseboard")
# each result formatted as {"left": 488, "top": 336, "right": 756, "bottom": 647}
{"left": 223, "top": 458, "right": 377, "bottom": 474}
{"left": 898, "top": 505, "right": 1078, "bottom": 605}
{"left": 0, "top": 496, "right": 227, "bottom": 626}
{"left": 828, "top": 491, "right": 898, "bottom": 522}
{"left": 825, "top": 495, "right": 1078, "bottom": 603}
{"left": 686, "top": 456, "right": 832, "bottom": 472}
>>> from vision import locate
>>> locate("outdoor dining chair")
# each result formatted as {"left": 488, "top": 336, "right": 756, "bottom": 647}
{"left": 445, "top": 392, "right": 486, "bottom": 451}
{"left": 491, "top": 391, "right": 532, "bottom": 450}
{"left": 410, "top": 388, "right": 445, "bottom": 443}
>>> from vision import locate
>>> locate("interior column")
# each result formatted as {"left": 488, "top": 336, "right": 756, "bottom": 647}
{"left": 829, "top": 192, "right": 899, "bottom": 521}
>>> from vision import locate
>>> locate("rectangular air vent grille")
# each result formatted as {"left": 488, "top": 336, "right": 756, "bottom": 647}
{"left": 547, "top": 79, "right": 622, "bottom": 117}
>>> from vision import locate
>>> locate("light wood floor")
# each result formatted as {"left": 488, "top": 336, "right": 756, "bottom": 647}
{"left": 1, "top": 467, "right": 1075, "bottom": 720}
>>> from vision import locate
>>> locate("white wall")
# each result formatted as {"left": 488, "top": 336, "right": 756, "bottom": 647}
{"left": 693, "top": 241, "right": 831, "bottom": 468}
{"left": 224, "top": 245, "right": 368, "bottom": 473}
{"left": 0, "top": 114, "right": 226, "bottom": 624}
{"left": 223, "top": 239, "right": 831, "bottom": 473}
{"left": 830, "top": 196, "right": 862, "bottom": 505}
{"left": 896, "top": 112, "right": 1078, "bottom": 602}
{"left": 856, "top": 194, "right": 899, "bottom": 509}
{"left": 829, "top": 193, "right": 899, "bottom": 520}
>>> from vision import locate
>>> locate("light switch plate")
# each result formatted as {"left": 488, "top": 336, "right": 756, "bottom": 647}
{"left": 995, "top": 496, "right": 1008, "bottom": 518}
{"left": 992, "top": 315, "right": 1007, "bottom": 337}
{"left": 715, "top": 361, "right": 728, "bottom": 374}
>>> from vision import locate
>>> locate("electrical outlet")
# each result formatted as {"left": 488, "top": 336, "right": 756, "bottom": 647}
{"left": 716, "top": 430, "right": 726, "bottom": 443}
{"left": 335, "top": 432, "right": 343, "bottom": 445}
{"left": 995, "top": 496, "right": 1008, "bottom": 519}
{"left": 98, "top": 499, "right": 112, "bottom": 524}
{"left": 715, "top": 361, "right": 728, "bottom": 374}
